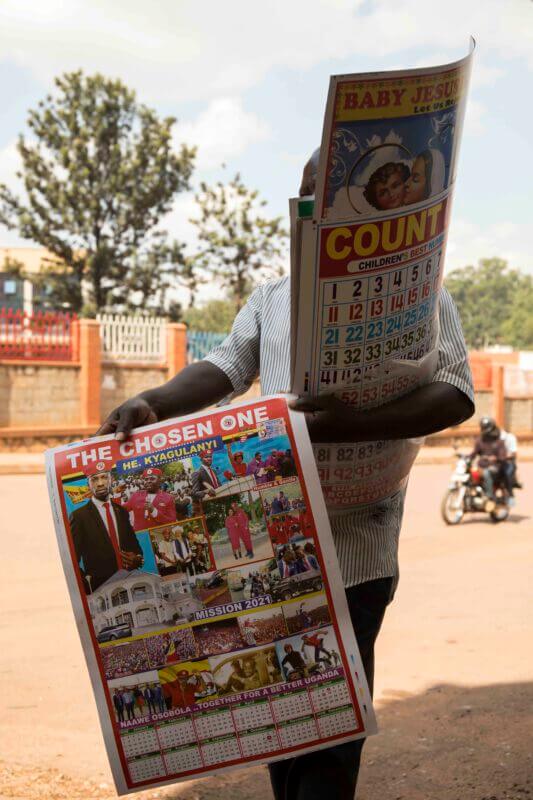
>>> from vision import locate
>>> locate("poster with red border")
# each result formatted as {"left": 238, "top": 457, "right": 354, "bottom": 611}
{"left": 46, "top": 395, "right": 376, "bottom": 794}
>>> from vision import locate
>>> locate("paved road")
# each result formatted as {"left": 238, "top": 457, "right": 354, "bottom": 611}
{"left": 0, "top": 464, "right": 531, "bottom": 798}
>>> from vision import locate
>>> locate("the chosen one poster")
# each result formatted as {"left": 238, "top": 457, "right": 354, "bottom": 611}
{"left": 46, "top": 395, "right": 375, "bottom": 794}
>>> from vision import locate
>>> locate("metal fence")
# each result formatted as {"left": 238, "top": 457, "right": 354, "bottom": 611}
{"left": 187, "top": 330, "right": 226, "bottom": 362}
{"left": 0, "top": 306, "right": 228, "bottom": 365}
{"left": 97, "top": 313, "right": 168, "bottom": 362}
{"left": 0, "top": 309, "right": 77, "bottom": 361}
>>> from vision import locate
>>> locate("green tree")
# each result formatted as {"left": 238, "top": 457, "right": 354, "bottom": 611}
{"left": 0, "top": 71, "right": 195, "bottom": 315}
{"left": 182, "top": 298, "right": 237, "bottom": 333}
{"left": 500, "top": 285, "right": 533, "bottom": 348}
{"left": 445, "top": 258, "right": 533, "bottom": 349}
{"left": 190, "top": 173, "right": 288, "bottom": 310}
{"left": 165, "top": 240, "right": 208, "bottom": 310}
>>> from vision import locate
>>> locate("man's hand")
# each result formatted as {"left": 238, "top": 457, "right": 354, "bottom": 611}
{"left": 290, "top": 382, "right": 474, "bottom": 442}
{"left": 93, "top": 361, "right": 233, "bottom": 441}
{"left": 97, "top": 396, "right": 158, "bottom": 441}
{"left": 289, "top": 395, "right": 359, "bottom": 442}
{"left": 122, "top": 550, "right": 143, "bottom": 569}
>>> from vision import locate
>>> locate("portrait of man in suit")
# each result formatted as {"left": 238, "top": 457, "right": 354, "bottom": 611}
{"left": 191, "top": 450, "right": 221, "bottom": 504}
{"left": 69, "top": 464, "right": 143, "bottom": 594}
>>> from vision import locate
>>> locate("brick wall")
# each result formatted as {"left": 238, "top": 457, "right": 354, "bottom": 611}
{"left": 473, "top": 390, "right": 493, "bottom": 419}
{"left": 505, "top": 397, "right": 533, "bottom": 432}
{"left": 101, "top": 364, "right": 167, "bottom": 420}
{"left": 0, "top": 362, "right": 80, "bottom": 426}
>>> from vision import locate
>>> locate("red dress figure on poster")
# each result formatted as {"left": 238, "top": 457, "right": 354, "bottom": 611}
{"left": 226, "top": 443, "right": 247, "bottom": 477}
{"left": 298, "top": 508, "right": 311, "bottom": 536}
{"left": 225, "top": 507, "right": 242, "bottom": 559}
{"left": 124, "top": 468, "right": 176, "bottom": 532}
{"left": 269, "top": 518, "right": 285, "bottom": 547}
{"left": 231, "top": 501, "right": 254, "bottom": 558}
{"left": 283, "top": 515, "right": 294, "bottom": 542}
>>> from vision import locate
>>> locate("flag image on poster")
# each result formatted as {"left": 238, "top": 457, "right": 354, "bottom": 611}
{"left": 46, "top": 396, "right": 376, "bottom": 794}
{"left": 291, "top": 44, "right": 474, "bottom": 509}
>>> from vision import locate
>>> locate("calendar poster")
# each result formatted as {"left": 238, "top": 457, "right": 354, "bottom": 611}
{"left": 314, "top": 43, "right": 474, "bottom": 224}
{"left": 292, "top": 47, "right": 473, "bottom": 509}
{"left": 46, "top": 396, "right": 376, "bottom": 794}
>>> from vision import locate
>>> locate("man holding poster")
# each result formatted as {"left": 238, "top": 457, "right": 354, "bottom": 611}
{"left": 97, "top": 65, "right": 474, "bottom": 800}
{"left": 98, "top": 202, "right": 472, "bottom": 800}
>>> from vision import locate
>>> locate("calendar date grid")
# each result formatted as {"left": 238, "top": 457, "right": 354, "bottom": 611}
{"left": 121, "top": 676, "right": 361, "bottom": 784}
{"left": 312, "top": 252, "right": 442, "bottom": 403}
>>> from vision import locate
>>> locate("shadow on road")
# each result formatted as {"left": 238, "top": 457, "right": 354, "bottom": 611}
{"left": 358, "top": 681, "right": 532, "bottom": 800}
{"left": 2, "top": 682, "right": 531, "bottom": 800}
{"left": 450, "top": 513, "right": 530, "bottom": 526}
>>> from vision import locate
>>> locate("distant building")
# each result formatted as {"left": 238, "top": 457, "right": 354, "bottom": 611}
{"left": 0, "top": 247, "right": 72, "bottom": 312}
{"left": 0, "top": 273, "right": 29, "bottom": 312}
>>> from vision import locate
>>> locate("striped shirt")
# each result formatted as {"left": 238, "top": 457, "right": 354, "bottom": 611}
{"left": 205, "top": 277, "right": 473, "bottom": 588}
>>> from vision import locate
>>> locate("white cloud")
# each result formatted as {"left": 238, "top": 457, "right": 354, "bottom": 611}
{"left": 463, "top": 98, "right": 487, "bottom": 136}
{"left": 161, "top": 191, "right": 198, "bottom": 250}
{"left": 446, "top": 217, "right": 533, "bottom": 274}
{"left": 0, "top": 140, "right": 37, "bottom": 247}
{"left": 470, "top": 61, "right": 504, "bottom": 89}
{"left": 0, "top": 140, "right": 22, "bottom": 188}
{"left": 0, "top": 0, "right": 531, "bottom": 104}
{"left": 177, "top": 98, "right": 270, "bottom": 170}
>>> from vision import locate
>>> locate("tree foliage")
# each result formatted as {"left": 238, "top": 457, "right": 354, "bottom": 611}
{"left": 445, "top": 258, "right": 533, "bottom": 349}
{"left": 190, "top": 173, "right": 288, "bottom": 310}
{"left": 165, "top": 240, "right": 208, "bottom": 310}
{"left": 182, "top": 298, "right": 237, "bottom": 333}
{"left": 0, "top": 70, "right": 195, "bottom": 315}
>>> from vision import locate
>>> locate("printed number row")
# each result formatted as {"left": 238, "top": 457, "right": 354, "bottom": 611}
{"left": 320, "top": 325, "right": 429, "bottom": 368}
{"left": 322, "top": 312, "right": 432, "bottom": 348}
{"left": 324, "top": 256, "right": 441, "bottom": 304}
{"left": 323, "top": 285, "right": 437, "bottom": 328}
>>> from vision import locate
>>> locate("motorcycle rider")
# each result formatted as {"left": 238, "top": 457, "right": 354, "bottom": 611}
{"left": 470, "top": 417, "right": 507, "bottom": 503}
{"left": 499, "top": 426, "right": 520, "bottom": 505}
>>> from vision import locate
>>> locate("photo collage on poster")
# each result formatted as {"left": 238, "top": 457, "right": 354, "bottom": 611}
{"left": 60, "top": 414, "right": 359, "bottom": 786}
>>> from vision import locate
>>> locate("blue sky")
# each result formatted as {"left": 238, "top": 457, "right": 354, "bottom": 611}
{"left": 0, "top": 0, "right": 531, "bottom": 303}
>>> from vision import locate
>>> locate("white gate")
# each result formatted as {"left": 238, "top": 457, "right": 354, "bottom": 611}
{"left": 97, "top": 313, "right": 167, "bottom": 362}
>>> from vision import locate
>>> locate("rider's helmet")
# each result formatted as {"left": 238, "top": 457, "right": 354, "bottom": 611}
{"left": 480, "top": 416, "right": 499, "bottom": 438}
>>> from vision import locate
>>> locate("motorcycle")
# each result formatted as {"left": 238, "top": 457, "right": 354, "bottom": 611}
{"left": 441, "top": 453, "right": 510, "bottom": 525}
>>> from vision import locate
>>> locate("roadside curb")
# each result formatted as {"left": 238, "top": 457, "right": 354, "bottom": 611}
{"left": 0, "top": 463, "right": 45, "bottom": 475}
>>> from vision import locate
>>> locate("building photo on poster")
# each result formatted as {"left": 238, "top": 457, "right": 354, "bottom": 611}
{"left": 46, "top": 396, "right": 375, "bottom": 794}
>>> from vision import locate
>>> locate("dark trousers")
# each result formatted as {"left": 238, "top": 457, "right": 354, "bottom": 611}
{"left": 268, "top": 577, "right": 395, "bottom": 800}
{"left": 501, "top": 460, "right": 516, "bottom": 495}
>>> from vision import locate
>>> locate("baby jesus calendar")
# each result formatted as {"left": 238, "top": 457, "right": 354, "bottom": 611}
{"left": 46, "top": 396, "right": 375, "bottom": 794}
{"left": 291, "top": 44, "right": 474, "bottom": 508}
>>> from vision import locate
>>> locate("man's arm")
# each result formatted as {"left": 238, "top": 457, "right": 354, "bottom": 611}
{"left": 97, "top": 361, "right": 232, "bottom": 440}
{"left": 97, "top": 286, "right": 263, "bottom": 440}
{"left": 296, "top": 288, "right": 474, "bottom": 443}
{"left": 297, "top": 381, "right": 473, "bottom": 443}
